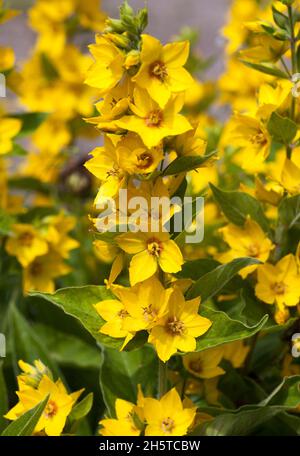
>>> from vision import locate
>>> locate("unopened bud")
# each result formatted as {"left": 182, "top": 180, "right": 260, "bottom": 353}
{"left": 124, "top": 50, "right": 140, "bottom": 69}
{"left": 105, "top": 18, "right": 126, "bottom": 34}
{"left": 106, "top": 32, "right": 131, "bottom": 49}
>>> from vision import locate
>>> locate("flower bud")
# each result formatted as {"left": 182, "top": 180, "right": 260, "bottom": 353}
{"left": 124, "top": 50, "right": 140, "bottom": 69}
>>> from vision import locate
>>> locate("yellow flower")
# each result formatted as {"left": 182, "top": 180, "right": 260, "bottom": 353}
{"left": 255, "top": 254, "right": 300, "bottom": 308}
{"left": 117, "top": 133, "right": 163, "bottom": 175}
{"left": 42, "top": 213, "right": 79, "bottom": 259}
{"left": 217, "top": 218, "right": 274, "bottom": 278}
{"left": 23, "top": 251, "right": 71, "bottom": 294}
{"left": 148, "top": 287, "right": 212, "bottom": 362}
{"left": 115, "top": 88, "right": 192, "bottom": 148}
{"left": 114, "top": 277, "right": 173, "bottom": 332}
{"left": 183, "top": 347, "right": 225, "bottom": 379}
{"left": 280, "top": 158, "right": 300, "bottom": 195}
{"left": 6, "top": 224, "right": 49, "bottom": 267}
{"left": 240, "top": 25, "right": 288, "bottom": 63}
{"left": 94, "top": 296, "right": 134, "bottom": 347}
{"left": 143, "top": 388, "right": 196, "bottom": 436}
{"left": 86, "top": 78, "right": 133, "bottom": 133}
{"left": 0, "top": 46, "right": 15, "bottom": 72}
{"left": 99, "top": 399, "right": 141, "bottom": 436}
{"left": 116, "top": 231, "right": 184, "bottom": 286}
{"left": 229, "top": 113, "right": 271, "bottom": 163}
{"left": 133, "top": 34, "right": 193, "bottom": 108}
{"left": 85, "top": 35, "right": 124, "bottom": 94}
{"left": 5, "top": 374, "right": 83, "bottom": 436}
{"left": 222, "top": 340, "right": 250, "bottom": 368}
{"left": 0, "top": 117, "right": 22, "bottom": 155}
{"left": 84, "top": 137, "right": 127, "bottom": 204}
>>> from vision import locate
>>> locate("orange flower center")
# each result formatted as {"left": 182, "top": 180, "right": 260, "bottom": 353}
{"left": 44, "top": 400, "right": 58, "bottom": 419}
{"left": 161, "top": 417, "right": 175, "bottom": 434}
{"left": 272, "top": 281, "right": 286, "bottom": 295}
{"left": 167, "top": 316, "right": 185, "bottom": 335}
{"left": 189, "top": 359, "right": 203, "bottom": 373}
{"left": 137, "top": 152, "right": 154, "bottom": 170}
{"left": 147, "top": 238, "right": 163, "bottom": 257}
{"left": 249, "top": 132, "right": 267, "bottom": 146}
{"left": 19, "top": 232, "right": 34, "bottom": 246}
{"left": 30, "top": 260, "right": 43, "bottom": 276}
{"left": 248, "top": 244, "right": 260, "bottom": 257}
{"left": 142, "top": 304, "right": 157, "bottom": 322}
{"left": 149, "top": 60, "right": 168, "bottom": 82}
{"left": 118, "top": 309, "right": 129, "bottom": 319}
{"left": 145, "top": 110, "right": 163, "bottom": 127}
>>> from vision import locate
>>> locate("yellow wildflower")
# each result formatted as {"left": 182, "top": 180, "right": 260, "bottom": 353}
{"left": 148, "top": 287, "right": 212, "bottom": 362}
{"left": 143, "top": 388, "right": 196, "bottom": 436}
{"left": 6, "top": 224, "right": 49, "bottom": 267}
{"left": 133, "top": 34, "right": 193, "bottom": 108}
{"left": 116, "top": 231, "right": 184, "bottom": 286}
{"left": 183, "top": 347, "right": 225, "bottom": 379}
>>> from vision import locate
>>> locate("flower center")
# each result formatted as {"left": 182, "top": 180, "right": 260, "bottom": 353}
{"left": 149, "top": 60, "right": 168, "bottom": 82}
{"left": 145, "top": 110, "right": 163, "bottom": 127}
{"left": 118, "top": 309, "right": 129, "bottom": 319}
{"left": 167, "top": 316, "right": 185, "bottom": 335}
{"left": 272, "top": 281, "right": 286, "bottom": 295}
{"left": 249, "top": 132, "right": 267, "bottom": 146}
{"left": 161, "top": 417, "right": 175, "bottom": 434}
{"left": 106, "top": 166, "right": 120, "bottom": 178}
{"left": 19, "top": 232, "right": 34, "bottom": 246}
{"left": 44, "top": 400, "right": 58, "bottom": 419}
{"left": 189, "top": 359, "right": 203, "bottom": 373}
{"left": 147, "top": 238, "right": 163, "bottom": 257}
{"left": 142, "top": 304, "right": 157, "bottom": 322}
{"left": 137, "top": 152, "right": 154, "bottom": 170}
{"left": 30, "top": 260, "right": 43, "bottom": 276}
{"left": 247, "top": 244, "right": 260, "bottom": 257}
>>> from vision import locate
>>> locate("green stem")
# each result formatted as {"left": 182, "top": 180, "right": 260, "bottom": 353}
{"left": 158, "top": 359, "right": 168, "bottom": 398}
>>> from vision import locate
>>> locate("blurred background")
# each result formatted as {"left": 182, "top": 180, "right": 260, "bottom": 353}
{"left": 0, "top": 0, "right": 230, "bottom": 78}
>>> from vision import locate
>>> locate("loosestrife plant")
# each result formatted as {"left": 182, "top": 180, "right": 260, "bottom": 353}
{"left": 0, "top": 0, "right": 300, "bottom": 438}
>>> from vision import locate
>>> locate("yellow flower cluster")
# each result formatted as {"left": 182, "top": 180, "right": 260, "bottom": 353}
{"left": 5, "top": 360, "right": 83, "bottom": 436}
{"left": 5, "top": 213, "right": 78, "bottom": 293}
{"left": 100, "top": 387, "right": 196, "bottom": 437}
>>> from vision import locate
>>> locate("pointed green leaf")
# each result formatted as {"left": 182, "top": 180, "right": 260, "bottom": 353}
{"left": 162, "top": 151, "right": 217, "bottom": 176}
{"left": 210, "top": 183, "right": 270, "bottom": 232}
{"left": 30, "top": 286, "right": 122, "bottom": 349}
{"left": 2, "top": 395, "right": 49, "bottom": 436}
{"left": 267, "top": 112, "right": 297, "bottom": 145}
{"left": 186, "top": 257, "right": 262, "bottom": 301}
{"left": 69, "top": 393, "right": 94, "bottom": 423}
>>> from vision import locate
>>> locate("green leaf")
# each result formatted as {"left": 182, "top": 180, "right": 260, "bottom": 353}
{"left": 30, "top": 286, "right": 123, "bottom": 349}
{"left": 100, "top": 346, "right": 157, "bottom": 417}
{"left": 7, "top": 143, "right": 28, "bottom": 157}
{"left": 33, "top": 323, "right": 101, "bottom": 370}
{"left": 69, "top": 393, "right": 93, "bottom": 423}
{"left": 272, "top": 6, "right": 289, "bottom": 30}
{"left": 11, "top": 112, "right": 48, "bottom": 137}
{"left": 9, "top": 305, "right": 62, "bottom": 380}
{"left": 177, "top": 258, "right": 220, "bottom": 281}
{"left": 195, "top": 305, "right": 268, "bottom": 351}
{"left": 0, "top": 361, "right": 8, "bottom": 432}
{"left": 186, "top": 257, "right": 262, "bottom": 301}
{"left": 267, "top": 112, "right": 297, "bottom": 145}
{"left": 278, "top": 194, "right": 300, "bottom": 229}
{"left": 8, "top": 177, "right": 51, "bottom": 195}
{"left": 40, "top": 53, "right": 59, "bottom": 81}
{"left": 162, "top": 151, "right": 217, "bottom": 176}
{"left": 0, "top": 209, "right": 15, "bottom": 236}
{"left": 210, "top": 183, "right": 270, "bottom": 232}
{"left": 200, "top": 405, "right": 283, "bottom": 436}
{"left": 260, "top": 376, "right": 300, "bottom": 408}
{"left": 240, "top": 60, "right": 289, "bottom": 79}
{"left": 1, "top": 395, "right": 49, "bottom": 436}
